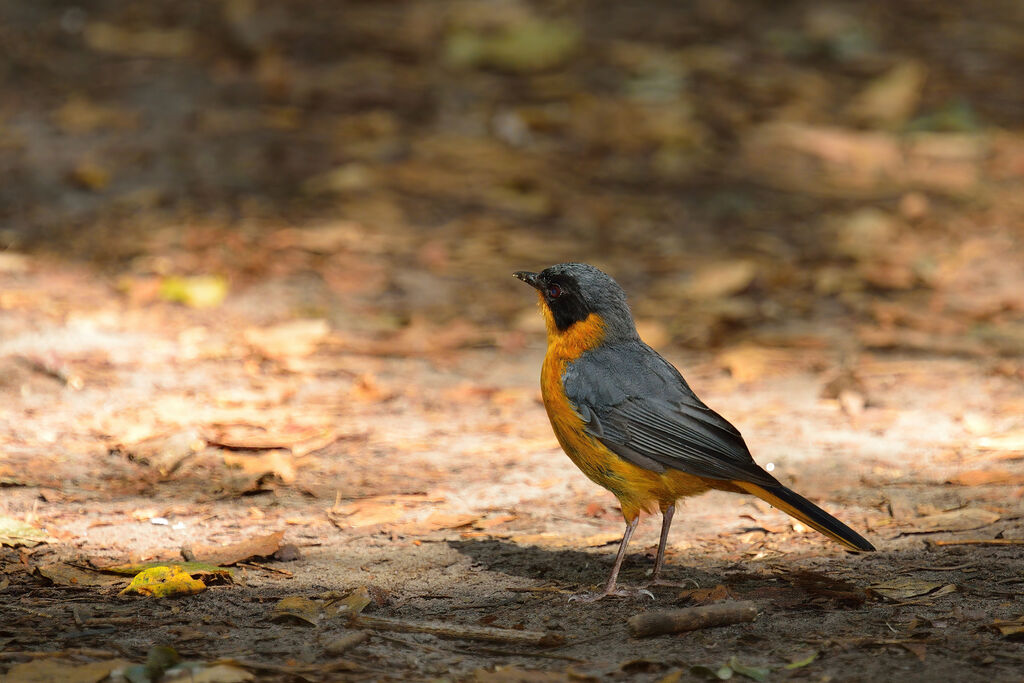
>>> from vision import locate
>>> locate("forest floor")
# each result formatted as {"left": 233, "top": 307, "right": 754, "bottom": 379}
{"left": 2, "top": 1, "right": 1024, "bottom": 681}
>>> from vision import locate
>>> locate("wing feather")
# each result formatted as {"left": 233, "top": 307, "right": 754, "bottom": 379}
{"left": 562, "top": 342, "right": 777, "bottom": 486}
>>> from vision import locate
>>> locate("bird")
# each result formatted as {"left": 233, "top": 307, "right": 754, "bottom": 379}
{"left": 514, "top": 263, "right": 874, "bottom": 602}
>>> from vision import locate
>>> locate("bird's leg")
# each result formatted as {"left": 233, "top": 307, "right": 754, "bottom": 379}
{"left": 644, "top": 504, "right": 698, "bottom": 589}
{"left": 651, "top": 503, "right": 674, "bottom": 582}
{"left": 569, "top": 515, "right": 653, "bottom": 602}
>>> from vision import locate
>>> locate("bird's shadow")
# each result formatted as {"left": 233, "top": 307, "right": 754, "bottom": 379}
{"left": 446, "top": 538, "right": 725, "bottom": 589}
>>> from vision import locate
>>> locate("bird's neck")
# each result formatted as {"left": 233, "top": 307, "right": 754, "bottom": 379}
{"left": 542, "top": 307, "right": 607, "bottom": 361}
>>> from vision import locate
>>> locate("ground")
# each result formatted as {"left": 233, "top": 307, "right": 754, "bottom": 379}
{"left": 1, "top": 1, "right": 1024, "bottom": 681}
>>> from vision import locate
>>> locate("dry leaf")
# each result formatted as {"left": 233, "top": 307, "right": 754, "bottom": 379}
{"left": 192, "top": 531, "right": 285, "bottom": 566}
{"left": 947, "top": 469, "right": 1024, "bottom": 486}
{"left": 330, "top": 501, "right": 408, "bottom": 527}
{"left": 3, "top": 658, "right": 132, "bottom": 683}
{"left": 509, "top": 531, "right": 621, "bottom": 548}
{"left": 35, "top": 563, "right": 124, "bottom": 587}
{"left": 0, "top": 516, "right": 51, "bottom": 547}
{"left": 682, "top": 260, "right": 758, "bottom": 300}
{"left": 243, "top": 319, "right": 329, "bottom": 359}
{"left": 906, "top": 508, "right": 1000, "bottom": 534}
{"left": 867, "top": 578, "right": 956, "bottom": 601}
{"left": 975, "top": 431, "right": 1024, "bottom": 453}
{"left": 222, "top": 450, "right": 296, "bottom": 484}
{"left": 991, "top": 616, "right": 1024, "bottom": 639}
{"left": 270, "top": 596, "right": 321, "bottom": 626}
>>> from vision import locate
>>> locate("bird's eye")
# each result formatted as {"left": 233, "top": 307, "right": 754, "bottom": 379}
{"left": 547, "top": 284, "right": 563, "bottom": 299}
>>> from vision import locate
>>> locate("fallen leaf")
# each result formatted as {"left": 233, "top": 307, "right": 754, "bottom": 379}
{"left": 243, "top": 319, "right": 330, "bottom": 359}
{"left": 906, "top": 508, "right": 1000, "bottom": 534}
{"left": 3, "top": 658, "right": 132, "bottom": 683}
{"left": 991, "top": 616, "right": 1024, "bottom": 640}
{"left": 976, "top": 431, "right": 1024, "bottom": 453}
{"left": 325, "top": 586, "right": 373, "bottom": 619}
{"left": 508, "top": 531, "right": 622, "bottom": 549}
{"left": 727, "top": 656, "right": 770, "bottom": 682}
{"left": 222, "top": 450, "right": 296, "bottom": 484}
{"left": 164, "top": 663, "right": 254, "bottom": 683}
{"left": 446, "top": 20, "right": 581, "bottom": 73}
{"left": 100, "top": 561, "right": 233, "bottom": 583}
{"left": 192, "top": 531, "right": 285, "bottom": 566}
{"left": 160, "top": 275, "right": 228, "bottom": 308}
{"left": 330, "top": 501, "right": 408, "bottom": 528}
{"left": 84, "top": 22, "right": 195, "bottom": 57}
{"left": 867, "top": 577, "right": 956, "bottom": 601}
{"left": 845, "top": 60, "right": 927, "bottom": 129}
{"left": 682, "top": 260, "right": 758, "bottom": 300}
{"left": 0, "top": 516, "right": 51, "bottom": 547}
{"left": 206, "top": 423, "right": 337, "bottom": 456}
{"left": 120, "top": 565, "right": 207, "bottom": 598}
{"left": 947, "top": 469, "right": 1024, "bottom": 486}
{"left": 783, "top": 651, "right": 818, "bottom": 669}
{"left": 270, "top": 596, "right": 321, "bottom": 626}
{"left": 35, "top": 563, "right": 124, "bottom": 587}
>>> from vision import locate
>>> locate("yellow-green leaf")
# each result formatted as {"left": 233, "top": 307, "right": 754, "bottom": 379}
{"left": 120, "top": 565, "right": 207, "bottom": 598}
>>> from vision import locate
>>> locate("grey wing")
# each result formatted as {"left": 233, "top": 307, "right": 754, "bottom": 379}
{"left": 563, "top": 343, "right": 778, "bottom": 486}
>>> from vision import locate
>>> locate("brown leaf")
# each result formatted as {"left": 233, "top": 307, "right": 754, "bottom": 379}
{"left": 3, "top": 658, "right": 133, "bottom": 683}
{"left": 947, "top": 469, "right": 1024, "bottom": 486}
{"left": 222, "top": 450, "right": 296, "bottom": 484}
{"left": 35, "top": 563, "right": 124, "bottom": 587}
{"left": 991, "top": 616, "right": 1024, "bottom": 640}
{"left": 330, "top": 501, "right": 408, "bottom": 528}
{"left": 193, "top": 531, "right": 285, "bottom": 566}
{"left": 867, "top": 578, "right": 957, "bottom": 601}
{"left": 244, "top": 319, "right": 329, "bottom": 359}
{"left": 206, "top": 423, "right": 338, "bottom": 456}
{"left": 906, "top": 508, "right": 1000, "bottom": 534}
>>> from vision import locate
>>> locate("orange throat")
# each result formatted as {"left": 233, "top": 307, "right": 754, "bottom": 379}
{"left": 538, "top": 293, "right": 606, "bottom": 362}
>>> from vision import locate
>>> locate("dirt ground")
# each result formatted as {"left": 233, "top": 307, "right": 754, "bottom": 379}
{"left": 2, "top": 1, "right": 1024, "bottom": 681}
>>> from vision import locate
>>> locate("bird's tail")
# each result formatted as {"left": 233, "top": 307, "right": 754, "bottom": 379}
{"left": 734, "top": 481, "right": 875, "bottom": 552}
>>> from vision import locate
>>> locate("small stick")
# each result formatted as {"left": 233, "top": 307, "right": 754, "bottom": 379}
{"left": 930, "top": 539, "right": 1024, "bottom": 547}
{"left": 352, "top": 614, "right": 565, "bottom": 647}
{"left": 237, "top": 561, "right": 293, "bottom": 577}
{"left": 628, "top": 601, "right": 759, "bottom": 638}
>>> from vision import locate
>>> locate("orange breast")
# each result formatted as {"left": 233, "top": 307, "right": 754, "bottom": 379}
{"left": 539, "top": 306, "right": 713, "bottom": 521}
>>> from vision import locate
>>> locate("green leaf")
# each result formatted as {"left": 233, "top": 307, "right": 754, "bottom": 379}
{"left": 727, "top": 656, "right": 770, "bottom": 681}
{"left": 159, "top": 275, "right": 228, "bottom": 308}
{"left": 0, "top": 516, "right": 51, "bottom": 548}
{"left": 784, "top": 651, "right": 819, "bottom": 669}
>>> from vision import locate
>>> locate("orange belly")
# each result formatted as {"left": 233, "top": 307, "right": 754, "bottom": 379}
{"left": 542, "top": 351, "right": 718, "bottom": 522}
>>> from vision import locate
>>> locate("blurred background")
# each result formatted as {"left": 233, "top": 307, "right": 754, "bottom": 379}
{"left": 3, "top": 0, "right": 1023, "bottom": 353}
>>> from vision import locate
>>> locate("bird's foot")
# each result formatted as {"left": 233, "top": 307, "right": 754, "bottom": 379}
{"left": 568, "top": 585, "right": 655, "bottom": 603}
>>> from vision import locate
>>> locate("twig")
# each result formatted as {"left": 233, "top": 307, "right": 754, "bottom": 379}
{"left": 627, "top": 601, "right": 759, "bottom": 638}
{"left": 237, "top": 561, "right": 293, "bottom": 577}
{"left": 929, "top": 539, "right": 1024, "bottom": 547}
{"left": 451, "top": 645, "right": 585, "bottom": 663}
{"left": 352, "top": 614, "right": 565, "bottom": 647}
{"left": 16, "top": 354, "right": 84, "bottom": 389}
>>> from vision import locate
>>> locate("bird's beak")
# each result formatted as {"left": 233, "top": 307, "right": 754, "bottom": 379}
{"left": 513, "top": 271, "right": 542, "bottom": 290}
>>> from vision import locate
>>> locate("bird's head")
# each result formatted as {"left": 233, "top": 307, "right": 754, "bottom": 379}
{"left": 514, "top": 263, "right": 637, "bottom": 342}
